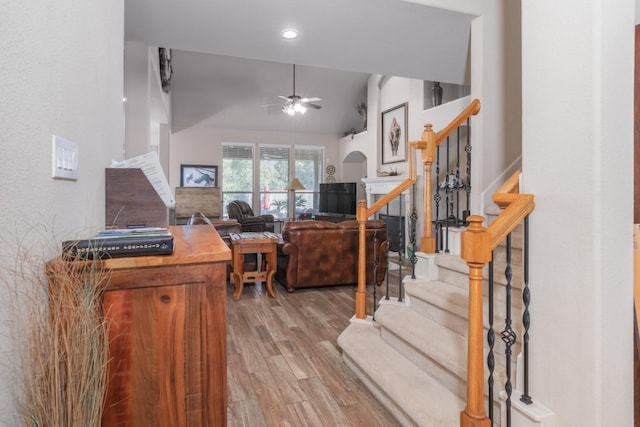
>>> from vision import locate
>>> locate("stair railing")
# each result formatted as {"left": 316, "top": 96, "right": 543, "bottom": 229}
{"left": 460, "top": 171, "right": 535, "bottom": 427}
{"left": 355, "top": 129, "right": 425, "bottom": 318}
{"left": 354, "top": 99, "right": 481, "bottom": 320}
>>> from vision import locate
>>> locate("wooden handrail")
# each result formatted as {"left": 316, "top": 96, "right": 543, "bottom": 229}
{"left": 361, "top": 98, "right": 482, "bottom": 221}
{"left": 488, "top": 194, "right": 534, "bottom": 250}
{"left": 435, "top": 99, "right": 481, "bottom": 145}
{"left": 361, "top": 132, "right": 426, "bottom": 220}
{"left": 355, "top": 129, "right": 427, "bottom": 319}
{"left": 355, "top": 99, "right": 483, "bottom": 320}
{"left": 426, "top": 99, "right": 481, "bottom": 253}
{"left": 460, "top": 169, "right": 534, "bottom": 426}
{"left": 495, "top": 169, "right": 520, "bottom": 195}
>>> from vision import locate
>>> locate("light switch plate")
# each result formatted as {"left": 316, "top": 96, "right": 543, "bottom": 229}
{"left": 52, "top": 135, "right": 78, "bottom": 180}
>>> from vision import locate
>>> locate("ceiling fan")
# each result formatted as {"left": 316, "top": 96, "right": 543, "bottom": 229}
{"left": 266, "top": 64, "right": 322, "bottom": 115}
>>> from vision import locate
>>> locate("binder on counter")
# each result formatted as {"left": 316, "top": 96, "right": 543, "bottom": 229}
{"left": 62, "top": 228, "right": 174, "bottom": 260}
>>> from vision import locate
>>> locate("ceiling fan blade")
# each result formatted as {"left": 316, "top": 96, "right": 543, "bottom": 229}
{"left": 300, "top": 97, "right": 321, "bottom": 103}
{"left": 262, "top": 100, "right": 287, "bottom": 107}
{"left": 302, "top": 103, "right": 322, "bottom": 110}
{"left": 278, "top": 95, "right": 292, "bottom": 101}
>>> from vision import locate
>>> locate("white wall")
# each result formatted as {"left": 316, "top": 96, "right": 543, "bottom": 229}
{"left": 124, "top": 41, "right": 151, "bottom": 158}
{"left": 0, "top": 1, "right": 124, "bottom": 424}
{"left": 124, "top": 42, "right": 171, "bottom": 161}
{"left": 397, "top": 0, "right": 634, "bottom": 424}
{"left": 342, "top": 75, "right": 473, "bottom": 179}
{"left": 402, "top": 0, "right": 522, "bottom": 217}
{"left": 522, "top": 0, "right": 634, "bottom": 425}
{"left": 169, "top": 126, "right": 340, "bottom": 188}
{"left": 340, "top": 75, "right": 380, "bottom": 180}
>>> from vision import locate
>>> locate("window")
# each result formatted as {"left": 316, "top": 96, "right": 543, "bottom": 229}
{"left": 222, "top": 144, "right": 254, "bottom": 216}
{"left": 294, "top": 146, "right": 323, "bottom": 217}
{"left": 221, "top": 143, "right": 323, "bottom": 219}
{"left": 260, "top": 145, "right": 289, "bottom": 218}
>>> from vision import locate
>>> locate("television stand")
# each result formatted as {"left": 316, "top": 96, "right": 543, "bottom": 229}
{"left": 313, "top": 213, "right": 356, "bottom": 223}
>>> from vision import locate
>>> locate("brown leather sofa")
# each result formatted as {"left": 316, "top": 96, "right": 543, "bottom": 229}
{"left": 276, "top": 220, "right": 389, "bottom": 292}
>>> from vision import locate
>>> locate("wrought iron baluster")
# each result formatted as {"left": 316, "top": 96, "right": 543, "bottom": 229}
{"left": 444, "top": 199, "right": 450, "bottom": 253}
{"left": 397, "top": 194, "right": 404, "bottom": 302}
{"left": 501, "top": 234, "right": 516, "bottom": 427}
{"left": 384, "top": 202, "right": 390, "bottom": 301}
{"left": 464, "top": 118, "right": 472, "bottom": 224}
{"left": 444, "top": 136, "right": 451, "bottom": 253}
{"left": 440, "top": 136, "right": 453, "bottom": 254}
{"left": 455, "top": 127, "right": 462, "bottom": 225}
{"left": 434, "top": 145, "right": 442, "bottom": 251}
{"left": 520, "top": 216, "right": 533, "bottom": 405}
{"left": 372, "top": 223, "right": 378, "bottom": 320}
{"left": 410, "top": 183, "right": 417, "bottom": 280}
{"left": 487, "top": 256, "right": 495, "bottom": 426}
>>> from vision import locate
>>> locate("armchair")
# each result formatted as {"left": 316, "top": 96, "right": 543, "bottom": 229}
{"left": 226, "top": 200, "right": 275, "bottom": 233}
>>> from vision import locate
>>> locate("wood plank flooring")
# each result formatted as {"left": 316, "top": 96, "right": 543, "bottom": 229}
{"left": 226, "top": 277, "right": 402, "bottom": 427}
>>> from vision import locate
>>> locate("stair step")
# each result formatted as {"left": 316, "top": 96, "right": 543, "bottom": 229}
{"left": 375, "top": 302, "right": 468, "bottom": 399}
{"left": 404, "top": 279, "right": 468, "bottom": 336}
{"left": 338, "top": 321, "right": 463, "bottom": 427}
{"left": 435, "top": 254, "right": 525, "bottom": 293}
{"left": 404, "top": 279, "right": 523, "bottom": 356}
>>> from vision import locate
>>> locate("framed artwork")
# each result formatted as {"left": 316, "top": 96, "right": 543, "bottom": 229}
{"left": 180, "top": 164, "right": 218, "bottom": 187}
{"left": 381, "top": 103, "right": 408, "bottom": 165}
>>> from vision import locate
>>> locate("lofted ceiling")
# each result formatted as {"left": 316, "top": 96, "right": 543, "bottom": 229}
{"left": 124, "top": 0, "right": 474, "bottom": 137}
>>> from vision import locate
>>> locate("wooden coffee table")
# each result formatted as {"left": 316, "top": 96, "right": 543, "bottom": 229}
{"left": 229, "top": 232, "right": 279, "bottom": 300}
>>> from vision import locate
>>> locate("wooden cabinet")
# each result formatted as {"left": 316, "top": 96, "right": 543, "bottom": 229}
{"left": 100, "top": 225, "right": 231, "bottom": 427}
{"left": 173, "top": 187, "right": 221, "bottom": 224}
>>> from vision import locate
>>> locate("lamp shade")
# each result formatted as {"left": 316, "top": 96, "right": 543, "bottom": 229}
{"left": 285, "top": 177, "right": 305, "bottom": 191}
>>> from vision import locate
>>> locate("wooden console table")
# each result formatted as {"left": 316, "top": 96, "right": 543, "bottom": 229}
{"left": 229, "top": 232, "right": 279, "bottom": 300}
{"left": 100, "top": 225, "right": 231, "bottom": 427}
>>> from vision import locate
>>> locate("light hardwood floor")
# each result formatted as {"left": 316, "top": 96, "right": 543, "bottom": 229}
{"left": 226, "top": 277, "right": 402, "bottom": 427}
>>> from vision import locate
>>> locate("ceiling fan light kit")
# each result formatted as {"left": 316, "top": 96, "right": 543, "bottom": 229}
{"left": 282, "top": 103, "right": 307, "bottom": 115}
{"left": 265, "top": 64, "right": 322, "bottom": 116}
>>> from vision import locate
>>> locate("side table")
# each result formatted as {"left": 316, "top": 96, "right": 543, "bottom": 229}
{"left": 229, "top": 232, "right": 279, "bottom": 300}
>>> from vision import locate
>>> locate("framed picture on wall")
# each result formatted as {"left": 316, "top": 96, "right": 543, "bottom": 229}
{"left": 180, "top": 164, "right": 218, "bottom": 187}
{"left": 381, "top": 103, "right": 408, "bottom": 165}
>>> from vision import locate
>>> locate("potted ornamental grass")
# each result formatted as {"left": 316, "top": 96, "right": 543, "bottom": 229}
{"left": 2, "top": 231, "right": 110, "bottom": 427}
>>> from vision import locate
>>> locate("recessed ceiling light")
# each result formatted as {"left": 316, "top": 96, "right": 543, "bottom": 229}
{"left": 281, "top": 29, "right": 299, "bottom": 40}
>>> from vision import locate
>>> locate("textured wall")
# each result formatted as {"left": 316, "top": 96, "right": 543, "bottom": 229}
{"left": 0, "top": 1, "right": 124, "bottom": 423}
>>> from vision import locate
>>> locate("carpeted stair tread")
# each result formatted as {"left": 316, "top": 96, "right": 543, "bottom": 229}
{"left": 338, "top": 322, "right": 463, "bottom": 426}
{"left": 434, "top": 254, "right": 468, "bottom": 273}
{"left": 406, "top": 279, "right": 469, "bottom": 319}
{"left": 375, "top": 302, "right": 467, "bottom": 380}
{"left": 404, "top": 279, "right": 524, "bottom": 346}
{"left": 435, "top": 254, "right": 524, "bottom": 289}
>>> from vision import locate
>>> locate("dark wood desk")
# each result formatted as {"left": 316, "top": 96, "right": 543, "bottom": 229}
{"left": 100, "top": 225, "right": 231, "bottom": 427}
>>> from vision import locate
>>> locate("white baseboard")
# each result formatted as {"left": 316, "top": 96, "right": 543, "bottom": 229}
{"left": 499, "top": 389, "right": 556, "bottom": 427}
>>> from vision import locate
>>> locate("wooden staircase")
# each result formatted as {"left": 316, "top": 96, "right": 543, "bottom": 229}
{"left": 338, "top": 207, "right": 524, "bottom": 426}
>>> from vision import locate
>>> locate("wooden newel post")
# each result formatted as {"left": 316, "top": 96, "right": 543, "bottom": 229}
{"left": 355, "top": 200, "right": 368, "bottom": 319}
{"left": 460, "top": 215, "right": 491, "bottom": 427}
{"left": 420, "top": 124, "right": 437, "bottom": 254}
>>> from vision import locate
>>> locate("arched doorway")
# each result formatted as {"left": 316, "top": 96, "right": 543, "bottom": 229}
{"left": 343, "top": 151, "right": 367, "bottom": 202}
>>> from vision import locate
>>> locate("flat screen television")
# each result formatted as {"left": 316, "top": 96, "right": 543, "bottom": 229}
{"left": 319, "top": 182, "right": 357, "bottom": 216}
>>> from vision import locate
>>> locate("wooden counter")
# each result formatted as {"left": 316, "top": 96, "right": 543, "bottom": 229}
{"left": 100, "top": 225, "right": 231, "bottom": 427}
